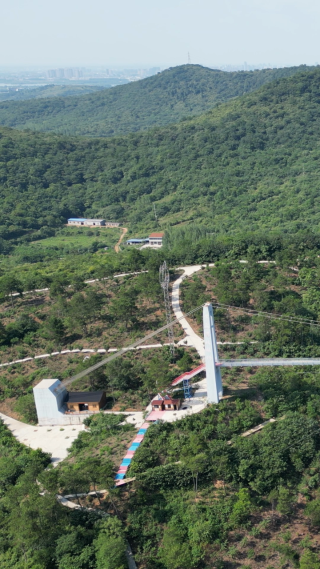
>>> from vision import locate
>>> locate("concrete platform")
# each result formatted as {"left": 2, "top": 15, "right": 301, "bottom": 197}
{"left": 0, "top": 412, "right": 85, "bottom": 465}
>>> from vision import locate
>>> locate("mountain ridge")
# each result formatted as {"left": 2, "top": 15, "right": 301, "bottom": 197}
{"left": 1, "top": 68, "right": 320, "bottom": 247}
{"left": 0, "top": 63, "right": 318, "bottom": 138}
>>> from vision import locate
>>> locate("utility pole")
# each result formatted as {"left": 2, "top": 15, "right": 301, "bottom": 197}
{"left": 153, "top": 203, "right": 158, "bottom": 223}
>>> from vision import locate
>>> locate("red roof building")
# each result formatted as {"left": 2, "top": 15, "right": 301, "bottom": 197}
{"left": 151, "top": 393, "right": 181, "bottom": 411}
{"left": 148, "top": 232, "right": 164, "bottom": 247}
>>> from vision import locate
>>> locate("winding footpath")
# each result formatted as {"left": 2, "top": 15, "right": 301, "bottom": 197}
{"left": 0, "top": 343, "right": 178, "bottom": 369}
{"left": 12, "top": 268, "right": 148, "bottom": 298}
{"left": 172, "top": 265, "right": 208, "bottom": 359}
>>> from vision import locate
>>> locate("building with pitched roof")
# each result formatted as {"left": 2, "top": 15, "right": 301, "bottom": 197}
{"left": 65, "top": 391, "right": 106, "bottom": 413}
{"left": 33, "top": 379, "right": 107, "bottom": 425}
{"left": 151, "top": 392, "right": 181, "bottom": 411}
{"left": 148, "top": 232, "right": 164, "bottom": 247}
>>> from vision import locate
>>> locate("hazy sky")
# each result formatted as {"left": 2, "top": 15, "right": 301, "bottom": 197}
{"left": 2, "top": 0, "right": 320, "bottom": 67}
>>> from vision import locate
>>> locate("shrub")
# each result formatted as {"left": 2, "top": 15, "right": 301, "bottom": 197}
{"left": 14, "top": 393, "right": 37, "bottom": 424}
{"left": 305, "top": 499, "right": 320, "bottom": 526}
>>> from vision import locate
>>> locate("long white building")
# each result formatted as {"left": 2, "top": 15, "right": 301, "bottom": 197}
{"left": 67, "top": 218, "right": 120, "bottom": 227}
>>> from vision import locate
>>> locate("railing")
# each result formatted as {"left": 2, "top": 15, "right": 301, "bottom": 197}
{"left": 64, "top": 410, "right": 98, "bottom": 415}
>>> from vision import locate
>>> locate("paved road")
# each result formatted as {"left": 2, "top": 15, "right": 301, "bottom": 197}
{"left": 171, "top": 265, "right": 206, "bottom": 359}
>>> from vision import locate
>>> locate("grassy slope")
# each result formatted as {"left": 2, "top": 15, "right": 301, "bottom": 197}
{"left": 3, "top": 68, "right": 320, "bottom": 241}
{"left": 29, "top": 226, "right": 120, "bottom": 250}
{"left": 0, "top": 64, "right": 317, "bottom": 137}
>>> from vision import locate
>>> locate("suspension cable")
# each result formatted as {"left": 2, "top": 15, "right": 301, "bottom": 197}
{"left": 213, "top": 302, "right": 320, "bottom": 328}
{"left": 63, "top": 300, "right": 320, "bottom": 387}
{"left": 62, "top": 303, "right": 205, "bottom": 387}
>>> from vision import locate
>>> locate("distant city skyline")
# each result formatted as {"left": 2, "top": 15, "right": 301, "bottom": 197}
{"left": 0, "top": 61, "right": 317, "bottom": 74}
{"left": 2, "top": 0, "right": 320, "bottom": 67}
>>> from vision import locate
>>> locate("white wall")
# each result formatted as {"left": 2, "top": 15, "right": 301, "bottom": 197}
{"left": 33, "top": 379, "right": 68, "bottom": 426}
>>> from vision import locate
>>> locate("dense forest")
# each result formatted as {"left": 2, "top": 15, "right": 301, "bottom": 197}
{"left": 0, "top": 416, "right": 131, "bottom": 569}
{"left": 0, "top": 84, "right": 107, "bottom": 102}
{"left": 3, "top": 68, "right": 320, "bottom": 248}
{"left": 0, "top": 64, "right": 317, "bottom": 137}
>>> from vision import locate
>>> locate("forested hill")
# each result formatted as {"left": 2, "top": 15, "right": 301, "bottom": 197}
{"left": 0, "top": 84, "right": 108, "bottom": 102}
{"left": 0, "top": 64, "right": 317, "bottom": 138}
{"left": 3, "top": 68, "right": 320, "bottom": 247}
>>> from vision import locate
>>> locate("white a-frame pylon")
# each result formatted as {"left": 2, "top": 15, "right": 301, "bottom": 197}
{"left": 203, "top": 302, "right": 320, "bottom": 405}
{"left": 203, "top": 303, "right": 223, "bottom": 404}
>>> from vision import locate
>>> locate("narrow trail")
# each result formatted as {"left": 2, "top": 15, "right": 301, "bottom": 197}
{"left": 0, "top": 343, "right": 177, "bottom": 369}
{"left": 12, "top": 269, "right": 148, "bottom": 298}
{"left": 115, "top": 227, "right": 128, "bottom": 253}
{"left": 171, "top": 265, "right": 215, "bottom": 359}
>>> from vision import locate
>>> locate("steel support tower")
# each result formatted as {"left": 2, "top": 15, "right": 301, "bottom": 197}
{"left": 159, "top": 261, "right": 175, "bottom": 357}
{"left": 183, "top": 378, "right": 192, "bottom": 399}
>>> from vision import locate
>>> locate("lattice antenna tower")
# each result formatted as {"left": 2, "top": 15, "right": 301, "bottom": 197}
{"left": 153, "top": 203, "right": 158, "bottom": 223}
{"left": 159, "top": 261, "right": 175, "bottom": 356}
{"left": 188, "top": 52, "right": 191, "bottom": 64}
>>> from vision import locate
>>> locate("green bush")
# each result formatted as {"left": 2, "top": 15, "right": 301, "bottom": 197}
{"left": 14, "top": 393, "right": 38, "bottom": 424}
{"left": 305, "top": 499, "right": 320, "bottom": 526}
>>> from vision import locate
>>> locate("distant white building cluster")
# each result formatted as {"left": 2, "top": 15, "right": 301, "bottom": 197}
{"left": 105, "top": 67, "right": 160, "bottom": 79}
{"left": 46, "top": 67, "right": 161, "bottom": 82}
{"left": 46, "top": 68, "right": 84, "bottom": 79}
{"left": 67, "top": 218, "right": 120, "bottom": 227}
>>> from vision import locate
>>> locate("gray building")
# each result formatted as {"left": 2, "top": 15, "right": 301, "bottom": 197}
{"left": 33, "top": 379, "right": 68, "bottom": 426}
{"left": 33, "top": 379, "right": 107, "bottom": 425}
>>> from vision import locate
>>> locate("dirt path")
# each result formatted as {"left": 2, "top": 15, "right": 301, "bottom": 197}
{"left": 115, "top": 227, "right": 128, "bottom": 253}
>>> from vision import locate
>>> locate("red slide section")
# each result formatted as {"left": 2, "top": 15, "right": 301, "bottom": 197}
{"left": 171, "top": 364, "right": 205, "bottom": 386}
